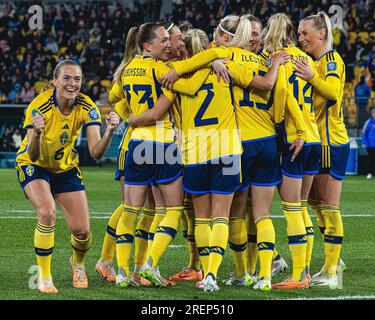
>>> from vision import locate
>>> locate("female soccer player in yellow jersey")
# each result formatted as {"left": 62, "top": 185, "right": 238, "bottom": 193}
{"left": 128, "top": 27, "right": 266, "bottom": 292}
{"left": 15, "top": 59, "right": 120, "bottom": 293}
{"left": 295, "top": 12, "right": 349, "bottom": 289}
{"left": 161, "top": 14, "right": 289, "bottom": 292}
{"left": 261, "top": 13, "right": 321, "bottom": 290}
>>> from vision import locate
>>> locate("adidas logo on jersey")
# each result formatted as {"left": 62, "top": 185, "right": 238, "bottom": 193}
{"left": 62, "top": 124, "right": 69, "bottom": 130}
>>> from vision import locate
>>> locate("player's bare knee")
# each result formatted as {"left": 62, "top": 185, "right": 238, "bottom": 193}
{"left": 36, "top": 205, "right": 56, "bottom": 225}
{"left": 72, "top": 229, "right": 90, "bottom": 240}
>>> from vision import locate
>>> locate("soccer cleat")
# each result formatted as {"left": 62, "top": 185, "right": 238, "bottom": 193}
{"left": 116, "top": 272, "right": 131, "bottom": 288}
{"left": 338, "top": 258, "right": 347, "bottom": 272}
{"left": 253, "top": 276, "right": 271, "bottom": 292}
{"left": 96, "top": 259, "right": 116, "bottom": 282}
{"left": 129, "top": 273, "right": 153, "bottom": 287}
{"left": 367, "top": 173, "right": 372, "bottom": 180}
{"left": 271, "top": 276, "right": 307, "bottom": 290}
{"left": 69, "top": 256, "right": 88, "bottom": 289}
{"left": 223, "top": 272, "right": 254, "bottom": 287}
{"left": 271, "top": 256, "right": 288, "bottom": 277}
{"left": 169, "top": 267, "right": 203, "bottom": 281}
{"left": 140, "top": 263, "right": 167, "bottom": 287}
{"left": 311, "top": 269, "right": 339, "bottom": 289}
{"left": 250, "top": 273, "right": 259, "bottom": 285}
{"left": 195, "top": 280, "right": 205, "bottom": 289}
{"left": 38, "top": 279, "right": 58, "bottom": 294}
{"left": 204, "top": 273, "right": 219, "bottom": 292}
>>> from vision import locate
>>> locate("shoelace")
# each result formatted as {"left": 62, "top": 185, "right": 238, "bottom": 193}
{"left": 103, "top": 262, "right": 116, "bottom": 276}
{"left": 76, "top": 267, "right": 86, "bottom": 281}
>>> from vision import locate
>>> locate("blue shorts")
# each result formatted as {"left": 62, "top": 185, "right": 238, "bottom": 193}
{"left": 114, "top": 149, "right": 127, "bottom": 181}
{"left": 16, "top": 165, "right": 85, "bottom": 195}
{"left": 239, "top": 137, "right": 282, "bottom": 191}
{"left": 124, "top": 140, "right": 182, "bottom": 185}
{"left": 319, "top": 144, "right": 349, "bottom": 180}
{"left": 183, "top": 155, "right": 241, "bottom": 194}
{"left": 282, "top": 144, "right": 322, "bottom": 178}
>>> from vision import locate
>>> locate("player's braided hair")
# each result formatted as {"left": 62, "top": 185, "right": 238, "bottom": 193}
{"left": 39, "top": 59, "right": 82, "bottom": 95}
{"left": 263, "top": 13, "right": 296, "bottom": 53}
{"left": 301, "top": 11, "right": 333, "bottom": 49}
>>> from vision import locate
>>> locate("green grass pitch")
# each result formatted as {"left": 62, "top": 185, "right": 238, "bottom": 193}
{"left": 0, "top": 164, "right": 374, "bottom": 300}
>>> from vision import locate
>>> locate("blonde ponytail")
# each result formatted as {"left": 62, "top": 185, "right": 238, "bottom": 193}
{"left": 184, "top": 29, "right": 210, "bottom": 56}
{"left": 113, "top": 27, "right": 139, "bottom": 84}
{"left": 217, "top": 15, "right": 252, "bottom": 48}
{"left": 301, "top": 11, "right": 333, "bottom": 49}
{"left": 263, "top": 13, "right": 295, "bottom": 53}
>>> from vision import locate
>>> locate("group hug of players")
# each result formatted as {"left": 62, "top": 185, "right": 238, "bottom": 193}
{"left": 15, "top": 10, "right": 349, "bottom": 294}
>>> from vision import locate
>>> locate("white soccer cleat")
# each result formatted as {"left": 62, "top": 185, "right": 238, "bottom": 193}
{"left": 38, "top": 278, "right": 58, "bottom": 294}
{"left": 271, "top": 256, "right": 288, "bottom": 277}
{"left": 250, "top": 273, "right": 259, "bottom": 284}
{"left": 253, "top": 276, "right": 272, "bottom": 292}
{"left": 204, "top": 273, "right": 220, "bottom": 292}
{"left": 139, "top": 262, "right": 167, "bottom": 287}
{"left": 338, "top": 259, "right": 347, "bottom": 272}
{"left": 223, "top": 272, "right": 253, "bottom": 287}
{"left": 311, "top": 269, "right": 339, "bottom": 289}
{"left": 116, "top": 268, "right": 130, "bottom": 288}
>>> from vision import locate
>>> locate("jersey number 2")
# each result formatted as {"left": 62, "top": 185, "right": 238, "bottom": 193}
{"left": 194, "top": 83, "right": 218, "bottom": 127}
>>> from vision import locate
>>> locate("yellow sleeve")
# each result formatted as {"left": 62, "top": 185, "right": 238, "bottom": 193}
{"left": 152, "top": 62, "right": 176, "bottom": 102}
{"left": 172, "top": 68, "right": 211, "bottom": 95}
{"left": 285, "top": 92, "right": 307, "bottom": 140}
{"left": 114, "top": 99, "right": 130, "bottom": 121}
{"left": 272, "top": 65, "right": 287, "bottom": 124}
{"left": 309, "top": 59, "right": 342, "bottom": 101}
{"left": 83, "top": 97, "right": 102, "bottom": 126}
{"left": 109, "top": 81, "right": 124, "bottom": 104}
{"left": 24, "top": 104, "right": 36, "bottom": 129}
{"left": 171, "top": 47, "right": 230, "bottom": 75}
{"left": 226, "top": 61, "right": 254, "bottom": 88}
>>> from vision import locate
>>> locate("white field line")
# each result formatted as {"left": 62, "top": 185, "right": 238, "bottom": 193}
{"left": 275, "top": 295, "right": 375, "bottom": 300}
{"left": 1, "top": 210, "right": 375, "bottom": 218}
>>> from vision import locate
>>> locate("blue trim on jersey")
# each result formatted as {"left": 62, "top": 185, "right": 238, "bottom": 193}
{"left": 329, "top": 170, "right": 345, "bottom": 180}
{"left": 24, "top": 125, "right": 33, "bottom": 129}
{"left": 184, "top": 154, "right": 241, "bottom": 167}
{"left": 242, "top": 134, "right": 277, "bottom": 144}
{"left": 304, "top": 142, "right": 322, "bottom": 146}
{"left": 53, "top": 89, "right": 76, "bottom": 115}
{"left": 281, "top": 169, "right": 303, "bottom": 179}
{"left": 304, "top": 170, "right": 319, "bottom": 175}
{"left": 237, "top": 184, "right": 251, "bottom": 192}
{"left": 325, "top": 73, "right": 340, "bottom": 80}
{"left": 211, "top": 189, "right": 237, "bottom": 195}
{"left": 256, "top": 48, "right": 263, "bottom": 55}
{"left": 317, "top": 49, "right": 335, "bottom": 61}
{"left": 155, "top": 169, "right": 182, "bottom": 184}
{"left": 16, "top": 144, "right": 29, "bottom": 156}
{"left": 84, "top": 122, "right": 102, "bottom": 128}
{"left": 250, "top": 179, "right": 282, "bottom": 187}
{"left": 329, "top": 142, "right": 350, "bottom": 148}
{"left": 325, "top": 100, "right": 331, "bottom": 145}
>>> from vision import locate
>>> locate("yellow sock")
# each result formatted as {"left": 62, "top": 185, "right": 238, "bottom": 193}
{"left": 246, "top": 208, "right": 258, "bottom": 275}
{"left": 308, "top": 198, "right": 325, "bottom": 236}
{"left": 115, "top": 205, "right": 141, "bottom": 276}
{"left": 185, "top": 203, "right": 200, "bottom": 270}
{"left": 195, "top": 218, "right": 211, "bottom": 276}
{"left": 229, "top": 217, "right": 247, "bottom": 278}
{"left": 134, "top": 208, "right": 155, "bottom": 272}
{"left": 34, "top": 223, "right": 54, "bottom": 280}
{"left": 100, "top": 203, "right": 123, "bottom": 262}
{"left": 320, "top": 204, "right": 344, "bottom": 276}
{"left": 302, "top": 199, "right": 314, "bottom": 271}
{"left": 256, "top": 217, "right": 275, "bottom": 279}
{"left": 207, "top": 217, "right": 229, "bottom": 278}
{"left": 150, "top": 206, "right": 183, "bottom": 267}
{"left": 71, "top": 232, "right": 93, "bottom": 267}
{"left": 282, "top": 201, "right": 307, "bottom": 280}
{"left": 147, "top": 207, "right": 165, "bottom": 257}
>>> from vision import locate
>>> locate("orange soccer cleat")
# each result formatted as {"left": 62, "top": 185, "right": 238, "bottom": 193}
{"left": 38, "top": 279, "right": 58, "bottom": 294}
{"left": 70, "top": 256, "right": 88, "bottom": 289}
{"left": 129, "top": 273, "right": 153, "bottom": 286}
{"left": 271, "top": 276, "right": 308, "bottom": 290}
{"left": 169, "top": 267, "right": 203, "bottom": 282}
{"left": 96, "top": 259, "right": 116, "bottom": 282}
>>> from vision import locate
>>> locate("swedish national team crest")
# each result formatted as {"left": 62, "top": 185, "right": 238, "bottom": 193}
{"left": 327, "top": 62, "right": 337, "bottom": 71}
{"left": 60, "top": 132, "right": 69, "bottom": 145}
{"left": 89, "top": 108, "right": 100, "bottom": 120}
{"left": 265, "top": 59, "right": 272, "bottom": 67}
{"left": 26, "top": 165, "right": 34, "bottom": 177}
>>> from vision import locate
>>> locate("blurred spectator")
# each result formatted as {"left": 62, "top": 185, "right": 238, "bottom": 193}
{"left": 95, "top": 86, "right": 110, "bottom": 107}
{"left": 0, "top": 127, "right": 14, "bottom": 151}
{"left": 8, "top": 83, "right": 22, "bottom": 104}
{"left": 20, "top": 81, "right": 35, "bottom": 103}
{"left": 361, "top": 107, "right": 375, "bottom": 179}
{"left": 355, "top": 76, "right": 371, "bottom": 127}
{"left": 12, "top": 128, "right": 22, "bottom": 150}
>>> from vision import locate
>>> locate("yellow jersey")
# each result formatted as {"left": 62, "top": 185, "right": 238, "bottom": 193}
{"left": 114, "top": 99, "right": 132, "bottom": 153}
{"left": 16, "top": 89, "right": 102, "bottom": 173}
{"left": 176, "top": 62, "right": 253, "bottom": 165}
{"left": 112, "top": 55, "right": 176, "bottom": 143}
{"left": 172, "top": 46, "right": 276, "bottom": 141}
{"left": 273, "top": 46, "right": 320, "bottom": 144}
{"left": 310, "top": 50, "right": 348, "bottom": 146}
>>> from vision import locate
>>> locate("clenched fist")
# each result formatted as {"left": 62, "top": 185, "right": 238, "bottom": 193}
{"left": 106, "top": 111, "right": 120, "bottom": 132}
{"left": 31, "top": 114, "right": 45, "bottom": 136}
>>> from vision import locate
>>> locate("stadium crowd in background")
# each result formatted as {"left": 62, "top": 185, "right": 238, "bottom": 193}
{"left": 0, "top": 0, "right": 374, "bottom": 120}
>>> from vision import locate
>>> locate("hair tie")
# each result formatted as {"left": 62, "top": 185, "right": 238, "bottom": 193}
{"left": 218, "top": 23, "right": 235, "bottom": 37}
{"left": 167, "top": 22, "right": 174, "bottom": 32}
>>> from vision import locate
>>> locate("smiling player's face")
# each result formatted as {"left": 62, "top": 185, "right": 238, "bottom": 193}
{"left": 54, "top": 65, "right": 82, "bottom": 102}
{"left": 145, "top": 26, "right": 171, "bottom": 62}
